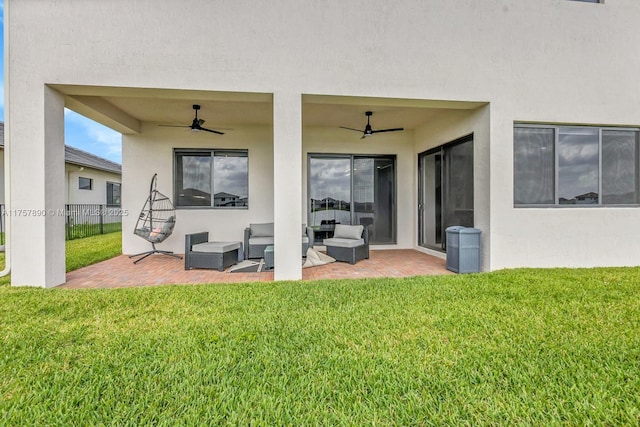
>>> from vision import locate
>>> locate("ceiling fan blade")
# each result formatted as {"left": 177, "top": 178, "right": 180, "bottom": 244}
{"left": 158, "top": 124, "right": 190, "bottom": 128}
{"left": 200, "top": 127, "right": 225, "bottom": 135}
{"left": 198, "top": 119, "right": 205, "bottom": 126}
{"left": 339, "top": 126, "right": 364, "bottom": 133}
{"left": 371, "top": 128, "right": 404, "bottom": 134}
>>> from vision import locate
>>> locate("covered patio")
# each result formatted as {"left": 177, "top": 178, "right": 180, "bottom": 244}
{"left": 5, "top": 81, "right": 489, "bottom": 287}
{"left": 62, "top": 249, "right": 450, "bottom": 289}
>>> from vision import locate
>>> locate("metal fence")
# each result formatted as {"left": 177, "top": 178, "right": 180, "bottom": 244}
{"left": 0, "top": 204, "right": 123, "bottom": 243}
{"left": 65, "top": 204, "right": 123, "bottom": 240}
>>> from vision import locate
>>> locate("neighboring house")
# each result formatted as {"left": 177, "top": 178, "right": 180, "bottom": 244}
{"left": 213, "top": 192, "right": 246, "bottom": 208}
{"left": 0, "top": 122, "right": 121, "bottom": 206}
{"left": 5, "top": 0, "right": 640, "bottom": 287}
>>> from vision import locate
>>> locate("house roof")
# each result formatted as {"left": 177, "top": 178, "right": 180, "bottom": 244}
{"left": 64, "top": 145, "right": 121, "bottom": 174}
{"left": 0, "top": 121, "right": 121, "bottom": 175}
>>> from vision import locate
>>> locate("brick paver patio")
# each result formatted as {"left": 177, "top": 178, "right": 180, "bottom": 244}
{"left": 62, "top": 249, "right": 451, "bottom": 289}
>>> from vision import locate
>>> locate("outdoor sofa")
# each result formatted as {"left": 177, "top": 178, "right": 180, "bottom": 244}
{"left": 244, "top": 222, "right": 314, "bottom": 259}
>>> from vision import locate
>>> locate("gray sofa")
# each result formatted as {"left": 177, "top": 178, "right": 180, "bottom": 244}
{"left": 244, "top": 222, "right": 314, "bottom": 259}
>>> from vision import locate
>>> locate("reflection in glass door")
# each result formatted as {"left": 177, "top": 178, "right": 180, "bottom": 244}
{"left": 308, "top": 157, "right": 352, "bottom": 227}
{"left": 308, "top": 155, "right": 396, "bottom": 245}
{"left": 418, "top": 135, "right": 474, "bottom": 251}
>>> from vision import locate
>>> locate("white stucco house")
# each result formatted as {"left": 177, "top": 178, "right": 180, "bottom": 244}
{"left": 0, "top": 122, "right": 121, "bottom": 206}
{"left": 4, "top": 0, "right": 640, "bottom": 287}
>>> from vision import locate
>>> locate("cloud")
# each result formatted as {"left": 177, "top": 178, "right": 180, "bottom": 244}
{"left": 64, "top": 108, "right": 122, "bottom": 163}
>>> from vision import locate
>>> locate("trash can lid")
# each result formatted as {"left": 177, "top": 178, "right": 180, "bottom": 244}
{"left": 445, "top": 225, "right": 465, "bottom": 232}
{"left": 459, "top": 227, "right": 481, "bottom": 234}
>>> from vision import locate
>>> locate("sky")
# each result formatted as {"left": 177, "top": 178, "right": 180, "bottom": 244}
{"left": 0, "top": 2, "right": 123, "bottom": 164}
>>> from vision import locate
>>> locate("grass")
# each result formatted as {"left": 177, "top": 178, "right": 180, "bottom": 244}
{"left": 0, "top": 267, "right": 638, "bottom": 424}
{"left": 0, "top": 232, "right": 122, "bottom": 285}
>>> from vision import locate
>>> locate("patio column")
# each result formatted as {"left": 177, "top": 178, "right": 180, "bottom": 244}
{"left": 8, "top": 86, "right": 66, "bottom": 287}
{"left": 273, "top": 92, "right": 302, "bottom": 280}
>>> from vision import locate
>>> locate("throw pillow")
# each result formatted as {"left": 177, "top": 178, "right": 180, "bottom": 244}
{"left": 333, "top": 224, "right": 364, "bottom": 240}
{"left": 250, "top": 222, "right": 274, "bottom": 237}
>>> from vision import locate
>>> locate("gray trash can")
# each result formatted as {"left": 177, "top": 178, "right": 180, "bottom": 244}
{"left": 446, "top": 226, "right": 481, "bottom": 273}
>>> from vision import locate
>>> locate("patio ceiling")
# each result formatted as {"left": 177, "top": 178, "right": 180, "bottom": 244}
{"left": 52, "top": 85, "right": 485, "bottom": 135}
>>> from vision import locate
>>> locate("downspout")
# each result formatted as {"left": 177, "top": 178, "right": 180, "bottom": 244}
{"left": 1, "top": 0, "right": 11, "bottom": 278}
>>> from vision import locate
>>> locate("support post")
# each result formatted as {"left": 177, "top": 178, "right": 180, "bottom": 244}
{"left": 273, "top": 92, "right": 303, "bottom": 281}
{"left": 9, "top": 86, "right": 66, "bottom": 287}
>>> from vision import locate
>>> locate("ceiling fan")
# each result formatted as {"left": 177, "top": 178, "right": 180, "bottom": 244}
{"left": 159, "top": 104, "right": 224, "bottom": 135}
{"left": 340, "top": 111, "right": 404, "bottom": 139}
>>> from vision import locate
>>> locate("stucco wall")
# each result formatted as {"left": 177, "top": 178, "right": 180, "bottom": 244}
{"left": 7, "top": 0, "right": 640, "bottom": 285}
{"left": 65, "top": 165, "right": 121, "bottom": 205}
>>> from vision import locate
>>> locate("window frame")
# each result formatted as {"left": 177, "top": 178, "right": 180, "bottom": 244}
{"left": 173, "top": 148, "right": 249, "bottom": 210}
{"left": 514, "top": 123, "right": 640, "bottom": 208}
{"left": 78, "top": 177, "right": 93, "bottom": 190}
{"left": 307, "top": 153, "right": 397, "bottom": 245}
{"left": 106, "top": 181, "right": 121, "bottom": 206}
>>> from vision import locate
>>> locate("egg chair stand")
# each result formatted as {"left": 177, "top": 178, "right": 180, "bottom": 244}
{"left": 129, "top": 173, "right": 182, "bottom": 264}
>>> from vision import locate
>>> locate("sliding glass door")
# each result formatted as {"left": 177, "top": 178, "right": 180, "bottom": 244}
{"left": 309, "top": 154, "right": 396, "bottom": 244}
{"left": 418, "top": 135, "right": 474, "bottom": 250}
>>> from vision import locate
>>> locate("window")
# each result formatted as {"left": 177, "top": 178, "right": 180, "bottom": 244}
{"left": 79, "top": 177, "right": 92, "bottom": 190}
{"left": 514, "top": 125, "right": 640, "bottom": 206}
{"left": 570, "top": 0, "right": 601, "bottom": 3}
{"left": 107, "top": 182, "right": 121, "bottom": 206}
{"left": 174, "top": 149, "right": 248, "bottom": 208}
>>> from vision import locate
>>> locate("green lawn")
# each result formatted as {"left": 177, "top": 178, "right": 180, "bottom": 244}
{"left": 0, "top": 232, "right": 122, "bottom": 285}
{"left": 0, "top": 267, "right": 638, "bottom": 424}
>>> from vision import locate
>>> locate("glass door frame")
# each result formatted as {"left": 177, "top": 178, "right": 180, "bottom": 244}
{"left": 307, "top": 153, "right": 397, "bottom": 245}
{"left": 418, "top": 133, "right": 474, "bottom": 251}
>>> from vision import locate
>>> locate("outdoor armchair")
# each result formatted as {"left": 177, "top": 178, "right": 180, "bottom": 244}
{"left": 323, "top": 224, "right": 369, "bottom": 264}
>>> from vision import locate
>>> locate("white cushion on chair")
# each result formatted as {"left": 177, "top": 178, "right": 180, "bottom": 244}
{"left": 323, "top": 237, "right": 365, "bottom": 248}
{"left": 192, "top": 241, "right": 241, "bottom": 253}
{"left": 249, "top": 236, "right": 274, "bottom": 246}
{"left": 333, "top": 224, "right": 364, "bottom": 240}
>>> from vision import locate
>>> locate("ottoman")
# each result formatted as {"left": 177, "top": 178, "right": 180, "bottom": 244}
{"left": 185, "top": 232, "right": 241, "bottom": 271}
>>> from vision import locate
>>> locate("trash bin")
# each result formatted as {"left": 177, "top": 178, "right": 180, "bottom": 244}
{"left": 446, "top": 226, "right": 481, "bottom": 273}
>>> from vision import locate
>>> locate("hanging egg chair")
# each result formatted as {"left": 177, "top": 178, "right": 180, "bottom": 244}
{"left": 129, "top": 173, "right": 182, "bottom": 264}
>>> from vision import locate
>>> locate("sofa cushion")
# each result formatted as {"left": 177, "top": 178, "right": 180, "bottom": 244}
{"left": 249, "top": 236, "right": 274, "bottom": 246}
{"left": 250, "top": 222, "right": 274, "bottom": 237}
{"left": 333, "top": 224, "right": 364, "bottom": 240}
{"left": 192, "top": 241, "right": 241, "bottom": 253}
{"left": 323, "top": 237, "right": 365, "bottom": 248}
